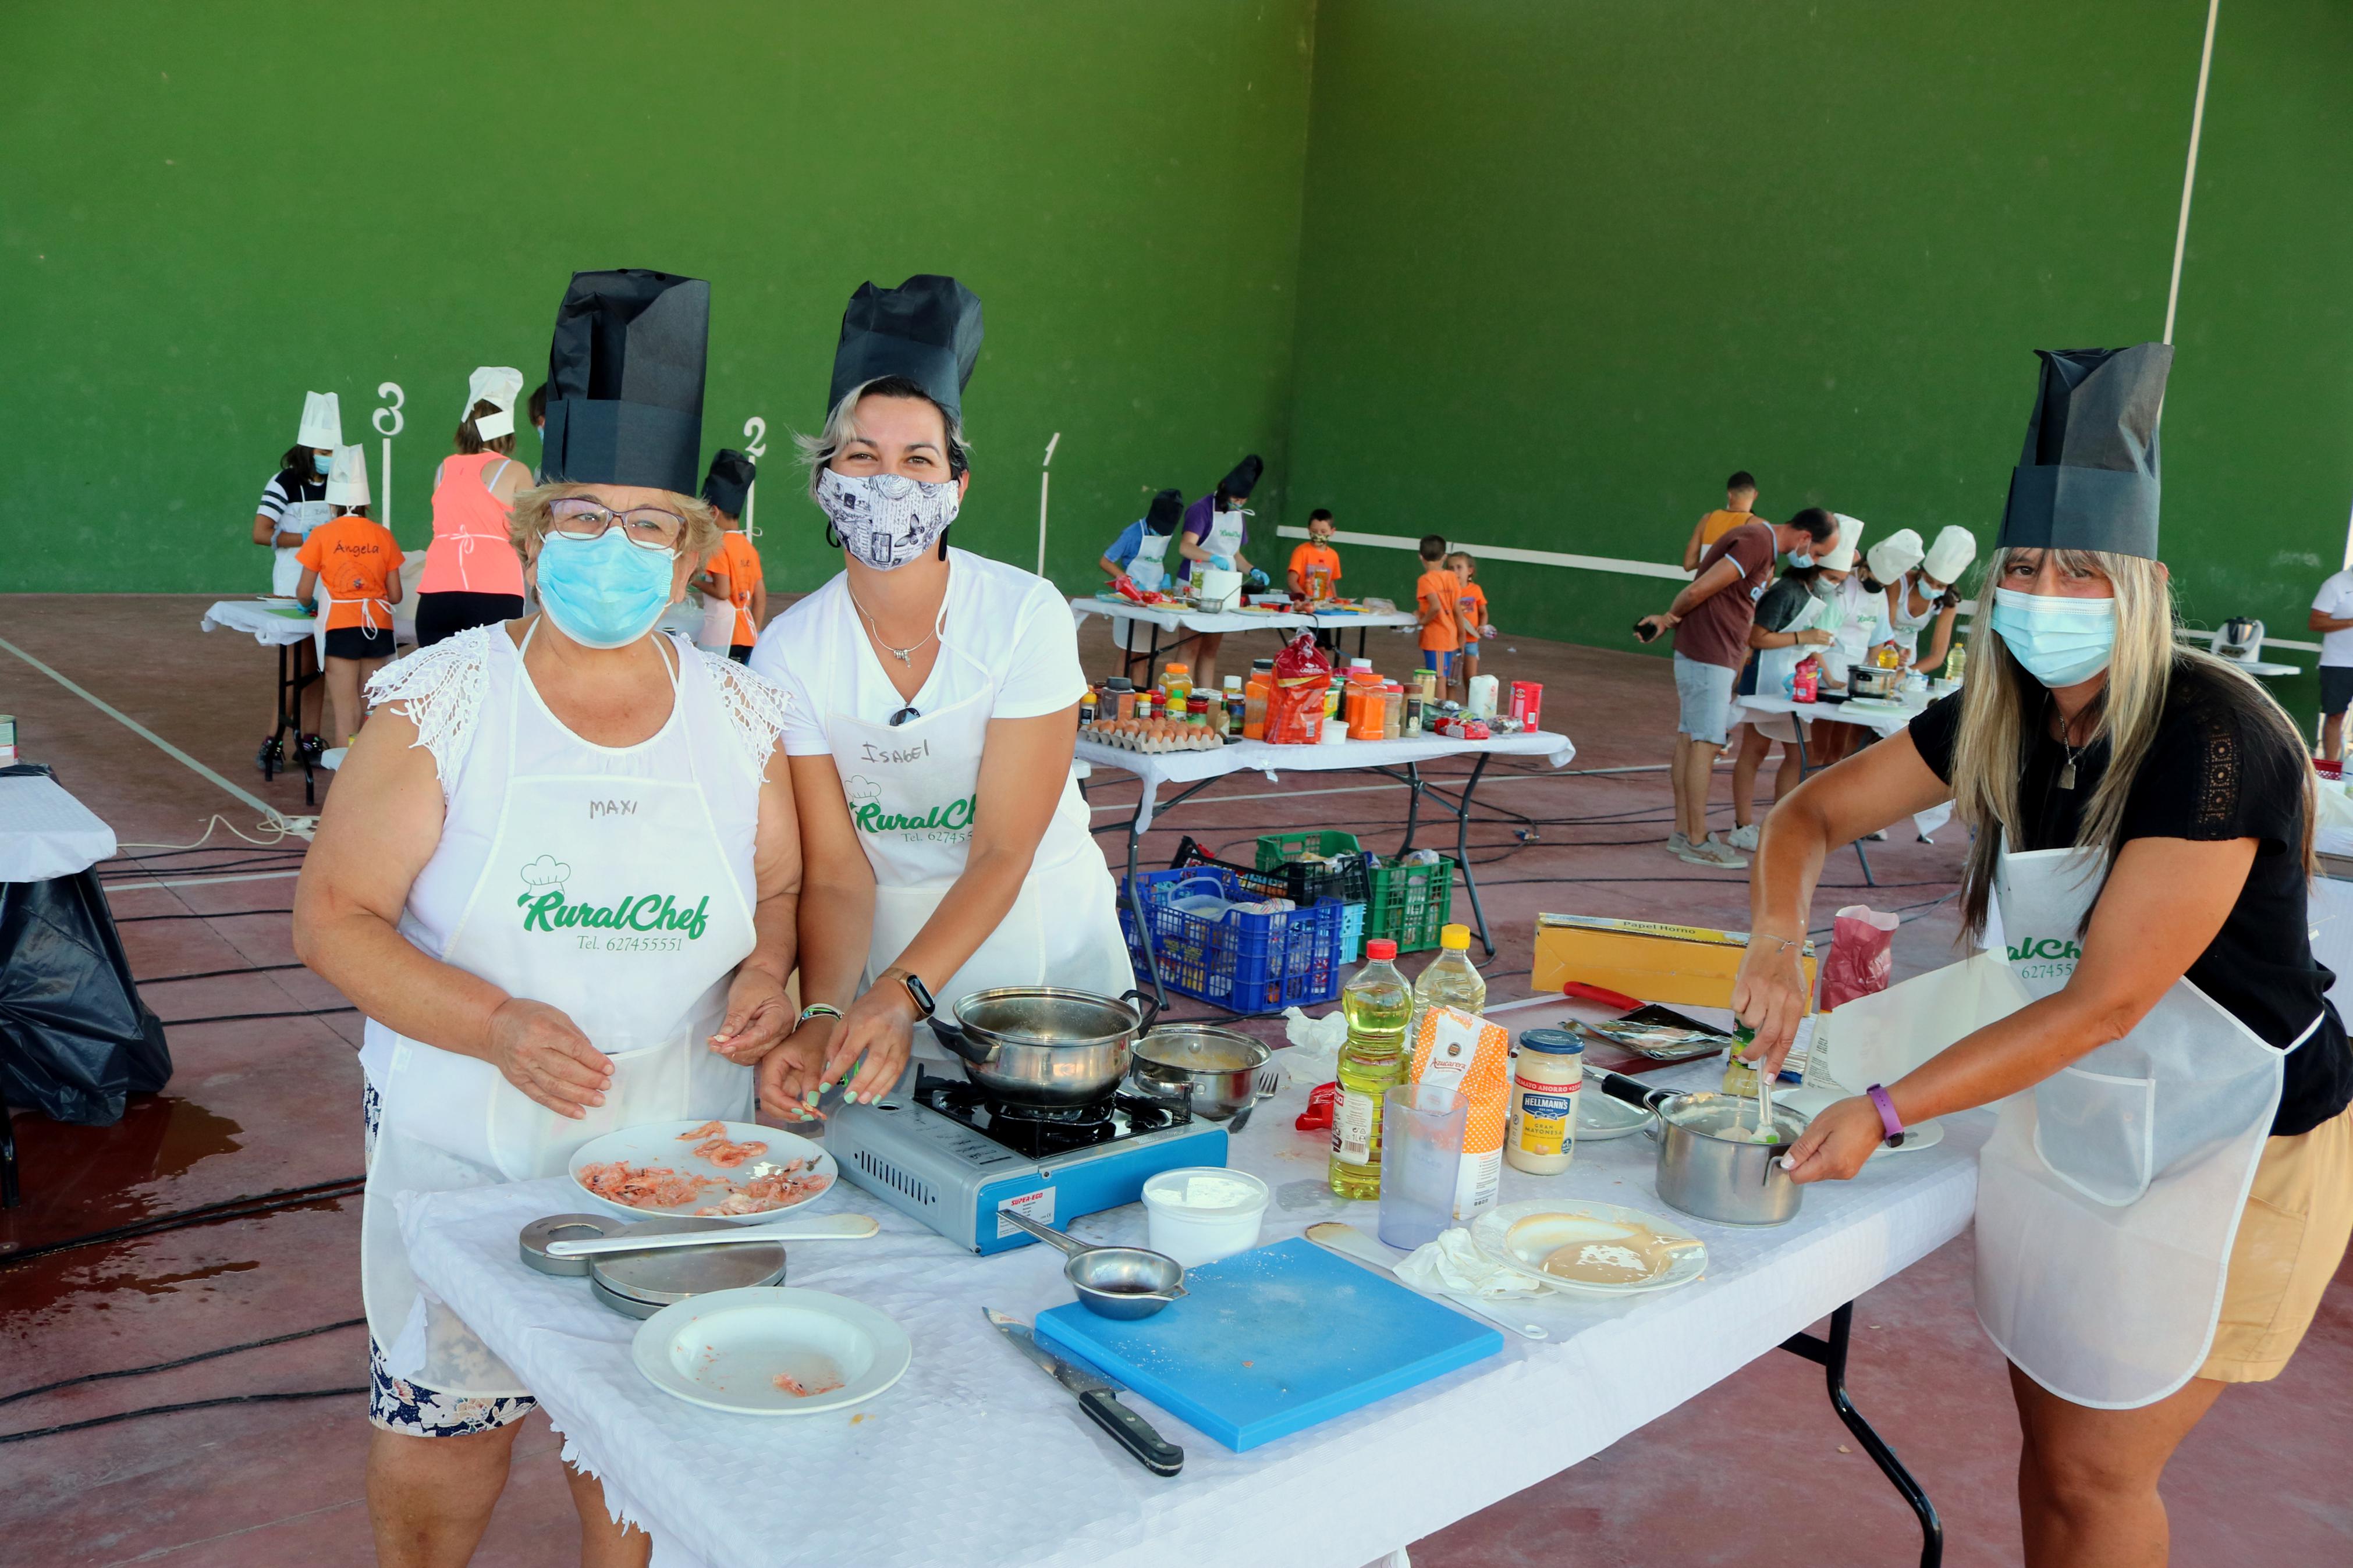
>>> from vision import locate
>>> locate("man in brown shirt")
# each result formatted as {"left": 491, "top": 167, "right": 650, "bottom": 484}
{"left": 1639, "top": 507, "right": 1839, "bottom": 866}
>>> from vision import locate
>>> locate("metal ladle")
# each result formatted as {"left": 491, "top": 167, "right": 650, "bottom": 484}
{"left": 1000, "top": 1208, "right": 1188, "bottom": 1320}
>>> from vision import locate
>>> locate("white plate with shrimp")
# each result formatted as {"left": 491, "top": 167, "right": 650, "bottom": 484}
{"left": 633, "top": 1286, "right": 911, "bottom": 1416}
{"left": 570, "top": 1119, "right": 837, "bottom": 1225}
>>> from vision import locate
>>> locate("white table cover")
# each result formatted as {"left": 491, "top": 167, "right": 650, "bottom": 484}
{"left": 1729, "top": 696, "right": 1956, "bottom": 842}
{"left": 1071, "top": 596, "right": 1314, "bottom": 638}
{"left": 405, "top": 1059, "right": 1982, "bottom": 1568}
{"left": 201, "top": 598, "right": 318, "bottom": 646}
{"left": 0, "top": 774, "right": 118, "bottom": 881}
{"left": 1077, "top": 730, "right": 1575, "bottom": 834}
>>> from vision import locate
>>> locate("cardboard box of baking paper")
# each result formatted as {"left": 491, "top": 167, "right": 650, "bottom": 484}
{"left": 1529, "top": 913, "right": 1816, "bottom": 1013}
{"left": 1406, "top": 1005, "right": 1510, "bottom": 1222}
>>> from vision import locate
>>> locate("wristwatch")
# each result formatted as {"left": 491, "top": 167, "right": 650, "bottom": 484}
{"left": 899, "top": 971, "right": 936, "bottom": 1021}
{"left": 1865, "top": 1083, "right": 1908, "bottom": 1148}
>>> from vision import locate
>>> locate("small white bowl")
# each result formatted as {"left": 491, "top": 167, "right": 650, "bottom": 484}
{"left": 1141, "top": 1167, "right": 1269, "bottom": 1267}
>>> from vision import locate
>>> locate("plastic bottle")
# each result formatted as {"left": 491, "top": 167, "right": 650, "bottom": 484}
{"left": 1243, "top": 659, "right": 1272, "bottom": 741}
{"left": 1944, "top": 644, "right": 1967, "bottom": 685}
{"left": 1162, "top": 662, "right": 1193, "bottom": 713}
{"left": 1411, "top": 923, "right": 1488, "bottom": 1039}
{"left": 1331, "top": 938, "right": 1413, "bottom": 1199}
{"left": 1079, "top": 686, "right": 1098, "bottom": 727}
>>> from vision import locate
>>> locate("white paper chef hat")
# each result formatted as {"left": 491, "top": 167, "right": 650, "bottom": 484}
{"left": 1818, "top": 514, "right": 1866, "bottom": 572}
{"left": 1923, "top": 525, "right": 1978, "bottom": 586}
{"left": 297, "top": 390, "right": 343, "bottom": 449}
{"left": 465, "top": 366, "right": 526, "bottom": 441}
{"left": 325, "top": 444, "right": 371, "bottom": 507}
{"left": 1866, "top": 527, "right": 1925, "bottom": 584}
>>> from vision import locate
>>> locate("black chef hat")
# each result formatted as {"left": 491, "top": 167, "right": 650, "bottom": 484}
{"left": 826, "top": 275, "right": 984, "bottom": 424}
{"left": 700, "top": 449, "right": 757, "bottom": 518}
{"left": 541, "top": 269, "right": 710, "bottom": 496}
{"left": 1218, "top": 453, "right": 1264, "bottom": 503}
{"left": 1995, "top": 344, "right": 2171, "bottom": 561}
{"left": 1145, "top": 488, "right": 1186, "bottom": 535}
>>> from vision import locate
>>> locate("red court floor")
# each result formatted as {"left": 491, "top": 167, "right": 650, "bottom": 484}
{"left": 2, "top": 593, "right": 2346, "bottom": 1565}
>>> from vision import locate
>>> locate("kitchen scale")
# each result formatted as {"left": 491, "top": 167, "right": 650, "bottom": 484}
{"left": 829, "top": 1071, "right": 1228, "bottom": 1254}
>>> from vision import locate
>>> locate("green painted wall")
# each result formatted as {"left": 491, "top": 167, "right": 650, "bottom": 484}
{"left": 0, "top": 1, "right": 1316, "bottom": 596}
{"left": 1286, "top": 1, "right": 2353, "bottom": 716}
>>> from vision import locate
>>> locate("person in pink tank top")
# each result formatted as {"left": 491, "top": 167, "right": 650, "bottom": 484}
{"left": 414, "top": 367, "right": 533, "bottom": 646}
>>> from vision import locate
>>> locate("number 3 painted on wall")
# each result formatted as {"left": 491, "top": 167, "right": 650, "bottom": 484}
{"left": 374, "top": 382, "right": 406, "bottom": 438}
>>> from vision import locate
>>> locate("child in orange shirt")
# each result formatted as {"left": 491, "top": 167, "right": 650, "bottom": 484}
{"left": 694, "top": 450, "right": 765, "bottom": 661}
{"left": 294, "top": 479, "right": 403, "bottom": 749}
{"left": 1414, "top": 533, "right": 1465, "bottom": 698}
{"left": 1448, "top": 551, "right": 1494, "bottom": 688}
{"left": 1287, "top": 509, "right": 1343, "bottom": 602}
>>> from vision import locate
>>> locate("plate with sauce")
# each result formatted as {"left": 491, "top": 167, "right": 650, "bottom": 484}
{"left": 1469, "top": 1198, "right": 1708, "bottom": 1296}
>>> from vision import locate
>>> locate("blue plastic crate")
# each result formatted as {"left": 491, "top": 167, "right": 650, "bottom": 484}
{"left": 1120, "top": 866, "right": 1346, "bottom": 1012}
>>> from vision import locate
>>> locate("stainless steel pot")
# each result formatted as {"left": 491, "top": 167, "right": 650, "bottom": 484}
{"left": 1594, "top": 1069, "right": 1806, "bottom": 1227}
{"left": 928, "top": 987, "right": 1161, "bottom": 1107}
{"left": 1129, "top": 1026, "right": 1271, "bottom": 1120}
{"left": 1849, "top": 664, "right": 1900, "bottom": 701}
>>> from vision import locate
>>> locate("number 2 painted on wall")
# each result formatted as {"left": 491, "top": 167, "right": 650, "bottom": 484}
{"left": 374, "top": 382, "right": 406, "bottom": 438}
{"left": 742, "top": 416, "right": 767, "bottom": 460}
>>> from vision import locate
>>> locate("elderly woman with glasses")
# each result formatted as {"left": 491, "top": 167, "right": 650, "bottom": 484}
{"left": 748, "top": 276, "right": 1134, "bottom": 1119}
{"left": 295, "top": 271, "right": 800, "bottom": 1568}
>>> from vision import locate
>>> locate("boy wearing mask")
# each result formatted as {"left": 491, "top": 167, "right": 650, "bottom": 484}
{"left": 1288, "top": 509, "right": 1343, "bottom": 602}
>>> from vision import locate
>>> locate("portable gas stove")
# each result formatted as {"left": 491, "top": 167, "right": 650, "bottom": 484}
{"left": 829, "top": 1071, "right": 1229, "bottom": 1253}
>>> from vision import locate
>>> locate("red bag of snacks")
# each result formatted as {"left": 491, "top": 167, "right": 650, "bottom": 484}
{"left": 1820, "top": 904, "right": 1899, "bottom": 1010}
{"left": 1264, "top": 634, "right": 1333, "bottom": 745}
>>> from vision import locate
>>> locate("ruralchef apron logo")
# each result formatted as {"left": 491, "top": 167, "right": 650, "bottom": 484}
{"left": 512, "top": 854, "right": 711, "bottom": 939}
{"left": 843, "top": 774, "right": 978, "bottom": 837}
{"left": 2008, "top": 933, "right": 2082, "bottom": 982}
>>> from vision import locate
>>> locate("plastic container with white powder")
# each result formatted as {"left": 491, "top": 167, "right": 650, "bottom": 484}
{"left": 1141, "top": 1167, "right": 1269, "bottom": 1267}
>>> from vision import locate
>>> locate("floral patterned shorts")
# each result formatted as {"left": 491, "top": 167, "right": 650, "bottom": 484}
{"left": 364, "top": 1080, "right": 537, "bottom": 1439}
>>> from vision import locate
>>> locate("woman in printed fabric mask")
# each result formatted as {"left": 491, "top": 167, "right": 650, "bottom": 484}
{"left": 749, "top": 275, "right": 1135, "bottom": 1118}
{"left": 1731, "top": 346, "right": 2353, "bottom": 1566}
{"left": 249, "top": 390, "right": 343, "bottom": 771}
{"left": 294, "top": 271, "right": 801, "bottom": 1568}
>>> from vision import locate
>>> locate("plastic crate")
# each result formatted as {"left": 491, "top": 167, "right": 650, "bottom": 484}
{"left": 1169, "top": 836, "right": 1290, "bottom": 899}
{"left": 1364, "top": 855, "right": 1456, "bottom": 952}
{"left": 1119, "top": 865, "right": 1346, "bottom": 1012}
{"left": 1255, "top": 830, "right": 1363, "bottom": 872}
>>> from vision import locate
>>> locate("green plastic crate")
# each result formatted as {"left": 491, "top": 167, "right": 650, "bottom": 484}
{"left": 1254, "top": 830, "right": 1363, "bottom": 871}
{"left": 1364, "top": 856, "right": 1456, "bottom": 952}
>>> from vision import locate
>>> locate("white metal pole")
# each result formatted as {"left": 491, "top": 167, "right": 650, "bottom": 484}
{"left": 2163, "top": 0, "right": 2221, "bottom": 346}
{"left": 1037, "top": 431, "right": 1062, "bottom": 578}
{"left": 381, "top": 436, "right": 393, "bottom": 530}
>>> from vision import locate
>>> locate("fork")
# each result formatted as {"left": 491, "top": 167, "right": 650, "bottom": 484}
{"left": 1226, "top": 1058, "right": 1289, "bottom": 1134}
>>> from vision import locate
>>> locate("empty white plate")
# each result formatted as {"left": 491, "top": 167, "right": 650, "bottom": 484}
{"left": 1575, "top": 1090, "right": 1654, "bottom": 1141}
{"left": 633, "top": 1286, "right": 911, "bottom": 1416}
{"left": 570, "top": 1119, "right": 837, "bottom": 1224}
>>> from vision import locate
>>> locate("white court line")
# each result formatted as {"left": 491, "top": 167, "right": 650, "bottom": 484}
{"left": 102, "top": 869, "right": 304, "bottom": 893}
{"left": 0, "top": 634, "right": 289, "bottom": 826}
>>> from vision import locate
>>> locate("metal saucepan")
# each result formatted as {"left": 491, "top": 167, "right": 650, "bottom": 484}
{"left": 1128, "top": 1026, "right": 1272, "bottom": 1121}
{"left": 928, "top": 987, "right": 1162, "bottom": 1107}
{"left": 1592, "top": 1068, "right": 1808, "bottom": 1227}
{"left": 1849, "top": 664, "right": 1901, "bottom": 701}
{"left": 1000, "top": 1208, "right": 1188, "bottom": 1320}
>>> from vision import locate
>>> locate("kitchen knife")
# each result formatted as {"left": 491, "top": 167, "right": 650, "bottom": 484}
{"left": 1303, "top": 1221, "right": 1549, "bottom": 1341}
{"left": 983, "top": 1308, "right": 1183, "bottom": 1476}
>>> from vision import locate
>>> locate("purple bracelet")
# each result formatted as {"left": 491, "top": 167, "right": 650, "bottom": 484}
{"left": 1865, "top": 1083, "right": 1907, "bottom": 1147}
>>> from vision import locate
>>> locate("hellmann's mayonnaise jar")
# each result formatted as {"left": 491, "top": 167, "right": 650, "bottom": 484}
{"left": 1505, "top": 1027, "right": 1584, "bottom": 1174}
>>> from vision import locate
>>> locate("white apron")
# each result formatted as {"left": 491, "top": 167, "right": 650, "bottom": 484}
{"left": 313, "top": 589, "right": 391, "bottom": 664}
{"left": 1972, "top": 839, "right": 2306, "bottom": 1409}
{"left": 1822, "top": 574, "right": 1884, "bottom": 684}
{"left": 1754, "top": 591, "right": 1836, "bottom": 702}
{"left": 271, "top": 495, "right": 333, "bottom": 596}
{"left": 696, "top": 588, "right": 738, "bottom": 655}
{"left": 1127, "top": 528, "right": 1175, "bottom": 593}
{"left": 818, "top": 603, "right": 1132, "bottom": 1062}
{"left": 361, "top": 624, "right": 757, "bottom": 1396}
{"left": 1194, "top": 506, "right": 1247, "bottom": 575}
{"left": 1884, "top": 576, "right": 1938, "bottom": 663}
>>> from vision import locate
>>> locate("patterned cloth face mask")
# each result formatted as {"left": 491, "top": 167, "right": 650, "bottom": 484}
{"left": 816, "top": 468, "right": 961, "bottom": 571}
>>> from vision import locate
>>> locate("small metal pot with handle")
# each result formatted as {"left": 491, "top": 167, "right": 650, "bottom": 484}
{"left": 1593, "top": 1068, "right": 1807, "bottom": 1227}
{"left": 928, "top": 987, "right": 1162, "bottom": 1108}
{"left": 1128, "top": 1025, "right": 1272, "bottom": 1121}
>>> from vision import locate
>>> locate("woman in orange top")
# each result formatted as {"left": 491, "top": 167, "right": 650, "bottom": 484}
{"left": 294, "top": 447, "right": 404, "bottom": 749}
{"left": 414, "top": 368, "right": 531, "bottom": 647}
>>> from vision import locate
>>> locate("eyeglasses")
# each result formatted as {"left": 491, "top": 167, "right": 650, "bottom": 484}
{"left": 889, "top": 705, "right": 922, "bottom": 727}
{"left": 548, "top": 497, "right": 687, "bottom": 552}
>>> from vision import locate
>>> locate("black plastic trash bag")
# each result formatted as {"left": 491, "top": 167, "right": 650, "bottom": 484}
{"left": 0, "top": 867, "right": 172, "bottom": 1124}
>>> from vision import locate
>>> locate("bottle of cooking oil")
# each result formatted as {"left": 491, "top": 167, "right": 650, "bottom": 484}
{"left": 1330, "top": 938, "right": 1412, "bottom": 1199}
{"left": 1722, "top": 1022, "right": 1761, "bottom": 1096}
{"left": 1411, "top": 923, "right": 1487, "bottom": 1039}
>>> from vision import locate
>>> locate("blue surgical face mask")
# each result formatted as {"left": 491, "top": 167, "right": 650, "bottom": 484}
{"left": 1786, "top": 551, "right": 1813, "bottom": 570}
{"left": 312, "top": 451, "right": 332, "bottom": 475}
{"left": 535, "top": 529, "right": 677, "bottom": 649}
{"left": 1990, "top": 586, "right": 2116, "bottom": 688}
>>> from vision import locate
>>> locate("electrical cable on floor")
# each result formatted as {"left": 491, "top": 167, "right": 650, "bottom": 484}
{"left": 110, "top": 815, "right": 301, "bottom": 855}
{"left": 0, "top": 1388, "right": 367, "bottom": 1445}
{"left": 0, "top": 1318, "right": 365, "bottom": 1407}
{"left": 139, "top": 961, "right": 309, "bottom": 984}
{"left": 102, "top": 852, "right": 311, "bottom": 881}
{"left": 112, "top": 908, "right": 296, "bottom": 923}
{"left": 0, "top": 1178, "right": 367, "bottom": 1270}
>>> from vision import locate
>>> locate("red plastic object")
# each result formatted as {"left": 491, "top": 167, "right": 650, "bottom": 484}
{"left": 1112, "top": 574, "right": 1147, "bottom": 603}
{"left": 1562, "top": 980, "right": 1643, "bottom": 1011}
{"left": 1295, "top": 1080, "right": 1339, "bottom": 1130}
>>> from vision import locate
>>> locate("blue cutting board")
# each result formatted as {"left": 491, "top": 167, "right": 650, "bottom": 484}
{"left": 1032, "top": 1236, "right": 1503, "bottom": 1452}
